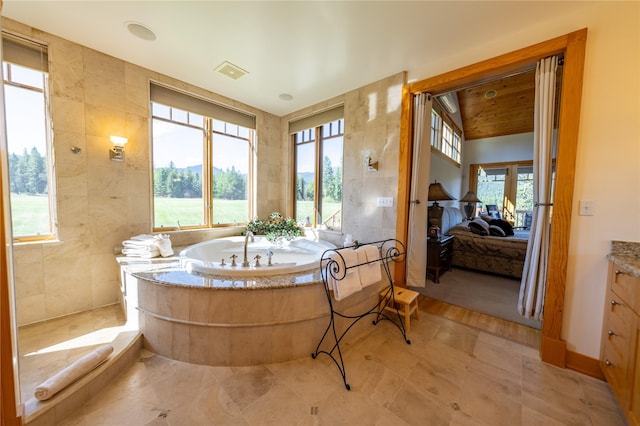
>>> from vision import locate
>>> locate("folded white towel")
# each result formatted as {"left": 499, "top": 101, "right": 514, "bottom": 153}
{"left": 130, "top": 234, "right": 155, "bottom": 241}
{"left": 122, "top": 247, "right": 161, "bottom": 258}
{"left": 34, "top": 344, "right": 113, "bottom": 401}
{"left": 332, "top": 249, "right": 362, "bottom": 301}
{"left": 122, "top": 241, "right": 156, "bottom": 250}
{"left": 356, "top": 245, "right": 382, "bottom": 287}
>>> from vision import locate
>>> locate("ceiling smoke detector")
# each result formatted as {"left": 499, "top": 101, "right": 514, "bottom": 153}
{"left": 484, "top": 89, "right": 498, "bottom": 99}
{"left": 215, "top": 61, "right": 248, "bottom": 80}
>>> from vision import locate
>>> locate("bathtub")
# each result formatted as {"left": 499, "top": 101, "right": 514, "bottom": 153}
{"left": 179, "top": 236, "right": 336, "bottom": 276}
{"left": 122, "top": 235, "right": 387, "bottom": 366}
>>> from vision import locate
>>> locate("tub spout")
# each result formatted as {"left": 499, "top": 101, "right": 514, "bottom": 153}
{"left": 242, "top": 231, "right": 254, "bottom": 267}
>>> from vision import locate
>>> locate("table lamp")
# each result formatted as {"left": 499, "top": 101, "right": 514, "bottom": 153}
{"left": 459, "top": 190, "right": 482, "bottom": 220}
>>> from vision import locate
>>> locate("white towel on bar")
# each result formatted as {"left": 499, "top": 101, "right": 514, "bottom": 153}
{"left": 332, "top": 249, "right": 362, "bottom": 301}
{"left": 356, "top": 245, "right": 382, "bottom": 287}
{"left": 34, "top": 344, "right": 114, "bottom": 401}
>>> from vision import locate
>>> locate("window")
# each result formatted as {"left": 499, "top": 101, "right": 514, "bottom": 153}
{"left": 430, "top": 100, "right": 462, "bottom": 164}
{"left": 471, "top": 161, "right": 554, "bottom": 227}
{"left": 2, "top": 34, "right": 55, "bottom": 241}
{"left": 150, "top": 83, "right": 256, "bottom": 230}
{"left": 290, "top": 106, "right": 344, "bottom": 230}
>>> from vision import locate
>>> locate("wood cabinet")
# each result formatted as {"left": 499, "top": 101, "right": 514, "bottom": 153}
{"left": 426, "top": 235, "right": 454, "bottom": 283}
{"left": 601, "top": 261, "right": 640, "bottom": 426}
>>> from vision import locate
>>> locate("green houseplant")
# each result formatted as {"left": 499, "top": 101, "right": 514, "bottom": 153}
{"left": 246, "top": 212, "right": 304, "bottom": 242}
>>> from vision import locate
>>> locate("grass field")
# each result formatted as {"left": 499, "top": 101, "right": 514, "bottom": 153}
{"left": 154, "top": 197, "right": 249, "bottom": 227}
{"left": 9, "top": 194, "right": 51, "bottom": 237}
{"left": 9, "top": 194, "right": 340, "bottom": 236}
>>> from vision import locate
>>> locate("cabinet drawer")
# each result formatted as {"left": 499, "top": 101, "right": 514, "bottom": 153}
{"left": 607, "top": 288, "right": 634, "bottom": 331}
{"left": 602, "top": 345, "right": 627, "bottom": 401}
{"left": 604, "top": 318, "right": 631, "bottom": 364}
{"left": 611, "top": 266, "right": 640, "bottom": 315}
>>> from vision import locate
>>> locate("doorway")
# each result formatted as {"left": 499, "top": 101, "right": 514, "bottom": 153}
{"left": 395, "top": 29, "right": 587, "bottom": 367}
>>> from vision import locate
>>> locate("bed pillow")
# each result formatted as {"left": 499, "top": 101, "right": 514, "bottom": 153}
{"left": 480, "top": 214, "right": 494, "bottom": 224}
{"left": 489, "top": 219, "right": 515, "bottom": 236}
{"left": 469, "top": 217, "right": 490, "bottom": 236}
{"left": 489, "top": 225, "right": 506, "bottom": 237}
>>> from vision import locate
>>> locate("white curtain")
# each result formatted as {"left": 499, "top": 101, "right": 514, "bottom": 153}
{"left": 406, "top": 93, "right": 432, "bottom": 288}
{"left": 518, "top": 56, "right": 558, "bottom": 320}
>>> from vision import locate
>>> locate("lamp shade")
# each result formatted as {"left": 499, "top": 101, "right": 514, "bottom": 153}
{"left": 459, "top": 190, "right": 482, "bottom": 220}
{"left": 459, "top": 191, "right": 481, "bottom": 203}
{"left": 428, "top": 181, "right": 455, "bottom": 201}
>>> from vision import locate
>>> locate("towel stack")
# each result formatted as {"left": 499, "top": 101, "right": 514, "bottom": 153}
{"left": 327, "top": 245, "right": 382, "bottom": 301}
{"left": 121, "top": 234, "right": 174, "bottom": 258}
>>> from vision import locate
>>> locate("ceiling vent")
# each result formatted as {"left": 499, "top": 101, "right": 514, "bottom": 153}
{"left": 215, "top": 61, "right": 248, "bottom": 80}
{"left": 437, "top": 92, "right": 458, "bottom": 114}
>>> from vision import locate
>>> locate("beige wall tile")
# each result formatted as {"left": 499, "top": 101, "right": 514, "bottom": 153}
{"left": 8, "top": 17, "right": 402, "bottom": 328}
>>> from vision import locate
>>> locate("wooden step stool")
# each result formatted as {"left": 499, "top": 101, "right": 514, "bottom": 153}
{"left": 379, "top": 287, "right": 419, "bottom": 333}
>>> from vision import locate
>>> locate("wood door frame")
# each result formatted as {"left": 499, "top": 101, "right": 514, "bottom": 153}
{"left": 395, "top": 29, "right": 587, "bottom": 367}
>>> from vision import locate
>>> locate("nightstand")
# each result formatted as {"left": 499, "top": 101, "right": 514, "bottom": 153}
{"left": 426, "top": 234, "right": 454, "bottom": 283}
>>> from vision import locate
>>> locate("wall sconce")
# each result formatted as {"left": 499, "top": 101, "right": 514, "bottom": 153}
{"left": 109, "top": 136, "right": 128, "bottom": 161}
{"left": 365, "top": 156, "right": 378, "bottom": 172}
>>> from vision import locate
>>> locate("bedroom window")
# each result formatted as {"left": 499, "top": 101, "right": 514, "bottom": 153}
{"left": 150, "top": 83, "right": 256, "bottom": 230}
{"left": 3, "top": 34, "right": 56, "bottom": 241}
{"left": 290, "top": 106, "right": 344, "bottom": 230}
{"left": 431, "top": 101, "right": 461, "bottom": 164}
{"left": 470, "top": 160, "right": 552, "bottom": 228}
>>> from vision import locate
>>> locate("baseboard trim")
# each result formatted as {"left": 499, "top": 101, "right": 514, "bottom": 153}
{"left": 541, "top": 336, "right": 566, "bottom": 367}
{"left": 565, "top": 349, "right": 605, "bottom": 380}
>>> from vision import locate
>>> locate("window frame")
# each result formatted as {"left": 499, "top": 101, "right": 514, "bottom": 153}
{"left": 470, "top": 160, "right": 550, "bottom": 226}
{"left": 291, "top": 116, "right": 344, "bottom": 230}
{"left": 150, "top": 90, "right": 256, "bottom": 232}
{"left": 2, "top": 34, "right": 56, "bottom": 242}
{"left": 431, "top": 100, "right": 462, "bottom": 165}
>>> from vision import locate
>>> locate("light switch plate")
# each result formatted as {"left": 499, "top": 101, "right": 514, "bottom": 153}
{"left": 376, "top": 197, "right": 393, "bottom": 207}
{"left": 579, "top": 200, "right": 595, "bottom": 216}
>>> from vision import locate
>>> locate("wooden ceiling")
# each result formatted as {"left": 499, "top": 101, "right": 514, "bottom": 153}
{"left": 455, "top": 70, "right": 536, "bottom": 141}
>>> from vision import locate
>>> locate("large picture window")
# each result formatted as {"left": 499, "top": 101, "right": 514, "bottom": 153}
{"left": 150, "top": 83, "right": 255, "bottom": 230}
{"left": 470, "top": 160, "right": 554, "bottom": 228}
{"left": 290, "top": 106, "right": 344, "bottom": 230}
{"left": 3, "top": 34, "right": 55, "bottom": 241}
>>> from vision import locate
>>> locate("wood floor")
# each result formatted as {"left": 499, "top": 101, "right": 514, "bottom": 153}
{"left": 418, "top": 295, "right": 541, "bottom": 350}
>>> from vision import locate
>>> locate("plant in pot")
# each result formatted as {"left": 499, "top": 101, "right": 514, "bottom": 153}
{"left": 246, "top": 212, "right": 304, "bottom": 243}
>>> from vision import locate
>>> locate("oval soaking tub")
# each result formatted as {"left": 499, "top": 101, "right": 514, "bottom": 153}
{"left": 179, "top": 236, "right": 336, "bottom": 276}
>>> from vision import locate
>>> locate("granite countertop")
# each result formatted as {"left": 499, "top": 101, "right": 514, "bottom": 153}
{"left": 116, "top": 246, "right": 323, "bottom": 290}
{"left": 608, "top": 240, "right": 640, "bottom": 278}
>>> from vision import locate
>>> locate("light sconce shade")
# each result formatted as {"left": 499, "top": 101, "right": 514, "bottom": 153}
{"left": 459, "top": 190, "right": 482, "bottom": 220}
{"left": 427, "top": 181, "right": 455, "bottom": 230}
{"left": 109, "top": 136, "right": 128, "bottom": 161}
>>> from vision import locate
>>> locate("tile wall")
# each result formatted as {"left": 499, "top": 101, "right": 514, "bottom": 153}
{"left": 4, "top": 16, "right": 405, "bottom": 326}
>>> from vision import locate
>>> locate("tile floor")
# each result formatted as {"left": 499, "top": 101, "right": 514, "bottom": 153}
{"left": 19, "top": 301, "right": 626, "bottom": 426}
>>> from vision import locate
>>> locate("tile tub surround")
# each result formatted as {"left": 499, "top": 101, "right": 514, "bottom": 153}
{"left": 608, "top": 240, "right": 640, "bottom": 276}
{"left": 119, "top": 256, "right": 391, "bottom": 366}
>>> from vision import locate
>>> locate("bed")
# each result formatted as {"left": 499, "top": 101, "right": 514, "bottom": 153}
{"left": 438, "top": 207, "right": 530, "bottom": 279}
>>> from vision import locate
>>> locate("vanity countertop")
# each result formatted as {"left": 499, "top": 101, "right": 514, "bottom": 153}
{"left": 608, "top": 240, "right": 640, "bottom": 277}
